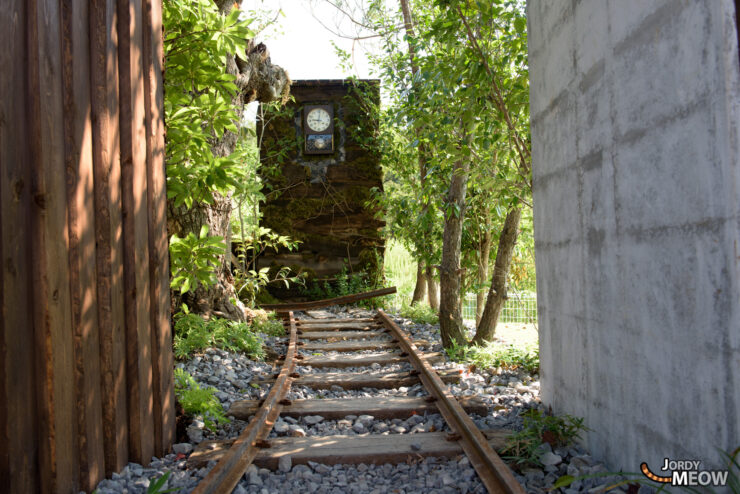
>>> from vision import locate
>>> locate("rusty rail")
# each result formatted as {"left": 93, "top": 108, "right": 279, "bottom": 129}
{"left": 260, "top": 286, "right": 396, "bottom": 312}
{"left": 191, "top": 312, "right": 299, "bottom": 494}
{"left": 376, "top": 310, "right": 526, "bottom": 494}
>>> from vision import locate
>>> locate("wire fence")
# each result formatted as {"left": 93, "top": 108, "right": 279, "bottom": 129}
{"left": 462, "top": 292, "right": 538, "bottom": 324}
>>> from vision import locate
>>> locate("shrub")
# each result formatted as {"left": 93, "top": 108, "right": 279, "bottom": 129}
{"left": 399, "top": 303, "right": 439, "bottom": 325}
{"left": 173, "top": 306, "right": 264, "bottom": 360}
{"left": 174, "top": 368, "right": 229, "bottom": 430}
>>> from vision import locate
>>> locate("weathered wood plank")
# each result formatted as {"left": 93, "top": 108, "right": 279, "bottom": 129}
{"left": 142, "top": 0, "right": 173, "bottom": 458}
{"left": 0, "top": 2, "right": 37, "bottom": 490}
{"left": 118, "top": 0, "right": 155, "bottom": 464}
{"left": 261, "top": 287, "right": 396, "bottom": 312}
{"left": 265, "top": 368, "right": 460, "bottom": 390}
{"left": 228, "top": 396, "right": 488, "bottom": 421}
{"left": 302, "top": 339, "right": 429, "bottom": 352}
{"left": 61, "top": 0, "right": 105, "bottom": 488}
{"left": 300, "top": 330, "right": 389, "bottom": 341}
{"left": 30, "top": 0, "right": 80, "bottom": 490}
{"left": 188, "top": 429, "right": 509, "bottom": 470}
{"left": 90, "top": 0, "right": 130, "bottom": 475}
{"left": 300, "top": 351, "right": 444, "bottom": 368}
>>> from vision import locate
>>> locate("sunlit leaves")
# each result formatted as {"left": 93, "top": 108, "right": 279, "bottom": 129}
{"left": 163, "top": 0, "right": 253, "bottom": 209}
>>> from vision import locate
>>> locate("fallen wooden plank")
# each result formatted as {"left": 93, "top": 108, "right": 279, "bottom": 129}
{"left": 260, "top": 287, "right": 397, "bottom": 312}
{"left": 188, "top": 429, "right": 509, "bottom": 470}
{"left": 300, "top": 351, "right": 444, "bottom": 368}
{"left": 227, "top": 395, "right": 488, "bottom": 421}
{"left": 265, "top": 368, "right": 460, "bottom": 390}
{"left": 301, "top": 339, "right": 429, "bottom": 352}
{"left": 300, "top": 330, "right": 388, "bottom": 341}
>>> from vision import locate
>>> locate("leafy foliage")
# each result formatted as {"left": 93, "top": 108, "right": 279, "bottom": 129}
{"left": 173, "top": 306, "right": 264, "bottom": 360}
{"left": 174, "top": 368, "right": 230, "bottom": 430}
{"left": 233, "top": 227, "right": 303, "bottom": 306}
{"left": 163, "top": 0, "right": 252, "bottom": 209}
{"left": 250, "top": 311, "right": 285, "bottom": 337}
{"left": 169, "top": 225, "right": 226, "bottom": 294}
{"left": 501, "top": 409, "right": 587, "bottom": 469}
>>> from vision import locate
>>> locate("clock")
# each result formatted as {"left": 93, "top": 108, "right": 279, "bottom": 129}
{"left": 303, "top": 104, "right": 334, "bottom": 154}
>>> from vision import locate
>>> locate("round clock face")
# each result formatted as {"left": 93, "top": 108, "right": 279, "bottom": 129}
{"left": 306, "top": 108, "right": 331, "bottom": 132}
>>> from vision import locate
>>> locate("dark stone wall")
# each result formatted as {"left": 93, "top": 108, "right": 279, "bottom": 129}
{"left": 259, "top": 80, "right": 384, "bottom": 282}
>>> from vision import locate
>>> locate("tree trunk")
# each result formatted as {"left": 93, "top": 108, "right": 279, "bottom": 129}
{"left": 475, "top": 228, "right": 492, "bottom": 326}
{"left": 167, "top": 1, "right": 290, "bottom": 320}
{"left": 438, "top": 158, "right": 471, "bottom": 349}
{"left": 411, "top": 262, "right": 427, "bottom": 305}
{"left": 426, "top": 264, "right": 439, "bottom": 311}
{"left": 472, "top": 207, "right": 522, "bottom": 345}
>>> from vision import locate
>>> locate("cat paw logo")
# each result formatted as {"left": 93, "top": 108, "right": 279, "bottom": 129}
{"left": 641, "top": 458, "right": 729, "bottom": 487}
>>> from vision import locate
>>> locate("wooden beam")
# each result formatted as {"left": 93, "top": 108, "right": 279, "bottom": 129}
{"left": 227, "top": 395, "right": 488, "bottom": 421}
{"left": 260, "top": 287, "right": 396, "bottom": 312}
{"left": 90, "top": 0, "right": 129, "bottom": 475}
{"left": 188, "top": 429, "right": 510, "bottom": 470}
{"left": 61, "top": 0, "right": 105, "bottom": 488}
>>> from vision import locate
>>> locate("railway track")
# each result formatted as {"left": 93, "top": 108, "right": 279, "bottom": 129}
{"left": 190, "top": 298, "right": 526, "bottom": 494}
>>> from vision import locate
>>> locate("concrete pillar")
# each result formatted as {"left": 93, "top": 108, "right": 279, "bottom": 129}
{"left": 529, "top": 0, "right": 740, "bottom": 472}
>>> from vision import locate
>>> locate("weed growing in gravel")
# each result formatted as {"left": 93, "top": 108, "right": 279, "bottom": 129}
{"left": 399, "top": 303, "right": 439, "bottom": 325}
{"left": 251, "top": 311, "right": 285, "bottom": 337}
{"left": 174, "top": 368, "right": 229, "bottom": 430}
{"left": 501, "top": 408, "right": 587, "bottom": 469}
{"left": 447, "top": 340, "right": 539, "bottom": 374}
{"left": 173, "top": 306, "right": 264, "bottom": 360}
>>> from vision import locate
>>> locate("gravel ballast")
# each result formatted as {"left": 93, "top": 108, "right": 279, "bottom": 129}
{"left": 93, "top": 306, "right": 626, "bottom": 494}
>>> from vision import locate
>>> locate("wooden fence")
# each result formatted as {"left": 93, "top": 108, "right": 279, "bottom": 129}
{"left": 0, "top": 1, "right": 174, "bottom": 492}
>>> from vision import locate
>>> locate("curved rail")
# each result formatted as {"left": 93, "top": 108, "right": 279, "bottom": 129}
{"left": 191, "top": 312, "right": 299, "bottom": 494}
{"left": 376, "top": 310, "right": 525, "bottom": 494}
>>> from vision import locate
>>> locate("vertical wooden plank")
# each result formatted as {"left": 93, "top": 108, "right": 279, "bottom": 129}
{"left": 142, "top": 0, "right": 174, "bottom": 457}
{"left": 28, "top": 0, "right": 80, "bottom": 491}
{"left": 62, "top": 0, "right": 106, "bottom": 489}
{"left": 90, "top": 0, "right": 130, "bottom": 475}
{"left": 118, "top": 0, "right": 155, "bottom": 464}
{"left": 0, "top": 3, "right": 37, "bottom": 490}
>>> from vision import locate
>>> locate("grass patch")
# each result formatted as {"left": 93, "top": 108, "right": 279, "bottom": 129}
{"left": 447, "top": 340, "right": 539, "bottom": 375}
{"left": 173, "top": 307, "right": 264, "bottom": 360}
{"left": 174, "top": 368, "right": 229, "bottom": 430}
{"left": 399, "top": 303, "right": 439, "bottom": 325}
{"left": 250, "top": 310, "right": 285, "bottom": 337}
{"left": 501, "top": 408, "right": 587, "bottom": 469}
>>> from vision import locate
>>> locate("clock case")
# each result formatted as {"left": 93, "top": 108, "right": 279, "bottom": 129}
{"left": 303, "top": 104, "right": 334, "bottom": 155}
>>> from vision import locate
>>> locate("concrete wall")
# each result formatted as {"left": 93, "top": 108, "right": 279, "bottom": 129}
{"left": 529, "top": 0, "right": 740, "bottom": 472}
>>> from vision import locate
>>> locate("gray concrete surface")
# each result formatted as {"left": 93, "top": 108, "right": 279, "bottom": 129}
{"left": 529, "top": 0, "right": 740, "bottom": 473}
